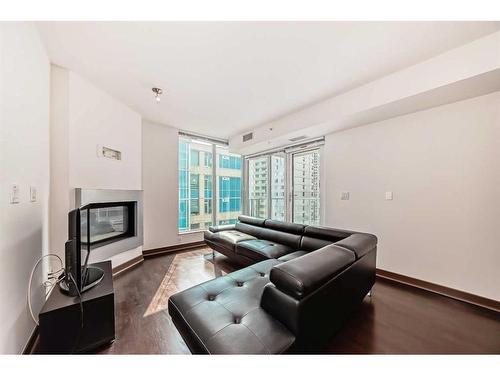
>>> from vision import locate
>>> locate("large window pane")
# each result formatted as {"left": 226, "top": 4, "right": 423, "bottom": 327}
{"left": 178, "top": 138, "right": 214, "bottom": 231}
{"left": 270, "top": 154, "right": 286, "bottom": 221}
{"left": 178, "top": 139, "right": 189, "bottom": 231}
{"left": 216, "top": 146, "right": 242, "bottom": 224}
{"left": 248, "top": 157, "right": 269, "bottom": 219}
{"left": 292, "top": 149, "right": 320, "bottom": 225}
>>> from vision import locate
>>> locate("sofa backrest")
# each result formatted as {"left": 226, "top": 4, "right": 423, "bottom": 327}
{"left": 264, "top": 219, "right": 305, "bottom": 235}
{"left": 238, "top": 215, "right": 266, "bottom": 227}
{"left": 235, "top": 216, "right": 376, "bottom": 258}
{"left": 300, "top": 226, "right": 353, "bottom": 252}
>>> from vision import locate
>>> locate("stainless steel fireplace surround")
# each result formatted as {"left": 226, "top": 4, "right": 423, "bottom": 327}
{"left": 75, "top": 188, "right": 143, "bottom": 262}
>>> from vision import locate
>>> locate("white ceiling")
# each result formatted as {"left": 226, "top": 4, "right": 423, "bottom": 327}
{"left": 37, "top": 21, "right": 500, "bottom": 139}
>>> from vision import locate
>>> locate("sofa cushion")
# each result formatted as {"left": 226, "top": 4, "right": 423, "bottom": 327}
{"left": 277, "top": 250, "right": 309, "bottom": 262}
{"left": 168, "top": 259, "right": 295, "bottom": 354}
{"left": 236, "top": 223, "right": 302, "bottom": 248}
{"left": 206, "top": 230, "right": 256, "bottom": 251}
{"left": 236, "top": 240, "right": 294, "bottom": 262}
{"left": 300, "top": 237, "right": 333, "bottom": 252}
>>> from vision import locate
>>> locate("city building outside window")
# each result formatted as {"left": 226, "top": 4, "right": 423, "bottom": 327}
{"left": 244, "top": 145, "right": 321, "bottom": 225}
{"left": 178, "top": 136, "right": 242, "bottom": 232}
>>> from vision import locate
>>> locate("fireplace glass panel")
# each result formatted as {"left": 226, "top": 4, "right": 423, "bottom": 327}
{"left": 80, "top": 203, "right": 134, "bottom": 247}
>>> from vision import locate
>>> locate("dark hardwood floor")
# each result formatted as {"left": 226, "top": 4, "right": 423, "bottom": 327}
{"left": 96, "top": 249, "right": 500, "bottom": 354}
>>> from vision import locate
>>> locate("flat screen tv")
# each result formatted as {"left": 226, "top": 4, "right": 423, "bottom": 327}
{"left": 59, "top": 206, "right": 105, "bottom": 296}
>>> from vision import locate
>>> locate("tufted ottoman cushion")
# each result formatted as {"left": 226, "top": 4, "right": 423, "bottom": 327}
{"left": 168, "top": 259, "right": 295, "bottom": 354}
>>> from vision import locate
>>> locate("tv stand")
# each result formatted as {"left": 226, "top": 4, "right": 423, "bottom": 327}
{"left": 38, "top": 261, "right": 115, "bottom": 353}
{"left": 59, "top": 266, "right": 105, "bottom": 294}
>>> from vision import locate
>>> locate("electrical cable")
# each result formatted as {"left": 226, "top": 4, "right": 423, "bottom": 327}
{"left": 27, "top": 254, "right": 63, "bottom": 325}
{"left": 68, "top": 272, "right": 84, "bottom": 328}
{"left": 68, "top": 272, "right": 84, "bottom": 353}
{"left": 28, "top": 253, "right": 86, "bottom": 353}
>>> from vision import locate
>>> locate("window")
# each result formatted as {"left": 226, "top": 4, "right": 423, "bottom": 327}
{"left": 218, "top": 176, "right": 241, "bottom": 213}
{"left": 178, "top": 140, "right": 189, "bottom": 231}
{"left": 178, "top": 136, "right": 242, "bottom": 232}
{"left": 190, "top": 150, "right": 199, "bottom": 166}
{"left": 190, "top": 174, "right": 200, "bottom": 215}
{"left": 204, "top": 152, "right": 212, "bottom": 167}
{"left": 219, "top": 155, "right": 241, "bottom": 170}
{"left": 247, "top": 157, "right": 268, "bottom": 218}
{"left": 292, "top": 149, "right": 320, "bottom": 225}
{"left": 270, "top": 154, "right": 286, "bottom": 221}
{"left": 216, "top": 146, "right": 242, "bottom": 225}
{"left": 244, "top": 143, "right": 322, "bottom": 225}
{"left": 204, "top": 175, "right": 212, "bottom": 214}
{"left": 219, "top": 219, "right": 237, "bottom": 225}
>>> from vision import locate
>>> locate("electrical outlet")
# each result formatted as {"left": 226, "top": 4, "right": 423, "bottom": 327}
{"left": 341, "top": 191, "right": 350, "bottom": 200}
{"left": 10, "top": 184, "right": 20, "bottom": 204}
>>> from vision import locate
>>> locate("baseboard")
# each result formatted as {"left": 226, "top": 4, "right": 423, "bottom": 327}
{"left": 143, "top": 241, "right": 206, "bottom": 257}
{"left": 376, "top": 269, "right": 500, "bottom": 313}
{"left": 22, "top": 325, "right": 39, "bottom": 354}
{"left": 112, "top": 254, "right": 144, "bottom": 277}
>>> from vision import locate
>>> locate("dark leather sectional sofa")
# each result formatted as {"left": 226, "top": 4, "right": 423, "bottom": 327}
{"left": 168, "top": 215, "right": 377, "bottom": 354}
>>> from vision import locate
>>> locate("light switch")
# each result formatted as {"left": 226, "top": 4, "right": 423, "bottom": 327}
{"left": 30, "top": 186, "right": 37, "bottom": 202}
{"left": 11, "top": 184, "right": 20, "bottom": 204}
{"left": 385, "top": 191, "right": 393, "bottom": 200}
{"left": 341, "top": 192, "right": 350, "bottom": 200}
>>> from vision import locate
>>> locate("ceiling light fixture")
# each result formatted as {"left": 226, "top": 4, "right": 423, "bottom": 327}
{"left": 152, "top": 87, "right": 163, "bottom": 103}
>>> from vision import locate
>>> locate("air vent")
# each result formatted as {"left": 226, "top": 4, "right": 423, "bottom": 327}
{"left": 242, "top": 132, "right": 253, "bottom": 142}
{"left": 289, "top": 135, "right": 308, "bottom": 142}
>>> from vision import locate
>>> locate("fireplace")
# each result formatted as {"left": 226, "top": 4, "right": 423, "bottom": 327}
{"left": 81, "top": 201, "right": 136, "bottom": 249}
{"left": 75, "top": 189, "right": 143, "bottom": 263}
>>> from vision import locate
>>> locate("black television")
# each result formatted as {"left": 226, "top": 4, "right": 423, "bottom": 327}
{"left": 59, "top": 206, "right": 105, "bottom": 296}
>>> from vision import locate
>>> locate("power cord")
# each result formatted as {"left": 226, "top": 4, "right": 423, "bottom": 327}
{"left": 68, "top": 272, "right": 85, "bottom": 353}
{"left": 28, "top": 253, "right": 86, "bottom": 353}
{"left": 27, "top": 254, "right": 64, "bottom": 325}
{"left": 68, "top": 272, "right": 84, "bottom": 328}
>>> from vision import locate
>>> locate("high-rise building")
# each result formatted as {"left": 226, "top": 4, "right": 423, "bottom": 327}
{"left": 248, "top": 157, "right": 268, "bottom": 218}
{"left": 292, "top": 150, "right": 320, "bottom": 225}
{"left": 270, "top": 155, "right": 285, "bottom": 221}
{"left": 247, "top": 151, "right": 319, "bottom": 224}
{"left": 179, "top": 138, "right": 242, "bottom": 231}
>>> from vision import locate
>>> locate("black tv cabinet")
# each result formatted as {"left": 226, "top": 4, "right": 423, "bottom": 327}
{"left": 38, "top": 261, "right": 115, "bottom": 353}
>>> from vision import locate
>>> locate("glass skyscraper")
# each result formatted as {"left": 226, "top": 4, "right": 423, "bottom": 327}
{"left": 178, "top": 138, "right": 242, "bottom": 231}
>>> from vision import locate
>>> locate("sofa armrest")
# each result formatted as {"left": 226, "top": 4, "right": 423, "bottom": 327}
{"left": 208, "top": 224, "right": 235, "bottom": 233}
{"left": 269, "top": 244, "right": 355, "bottom": 300}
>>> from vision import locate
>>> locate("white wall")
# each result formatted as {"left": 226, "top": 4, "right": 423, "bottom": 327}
{"left": 142, "top": 120, "right": 202, "bottom": 251}
{"left": 0, "top": 22, "right": 50, "bottom": 353}
{"left": 323, "top": 91, "right": 500, "bottom": 301}
{"left": 50, "top": 67, "right": 143, "bottom": 267}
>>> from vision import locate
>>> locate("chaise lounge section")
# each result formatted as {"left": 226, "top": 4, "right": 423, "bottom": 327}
{"left": 168, "top": 215, "right": 377, "bottom": 354}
